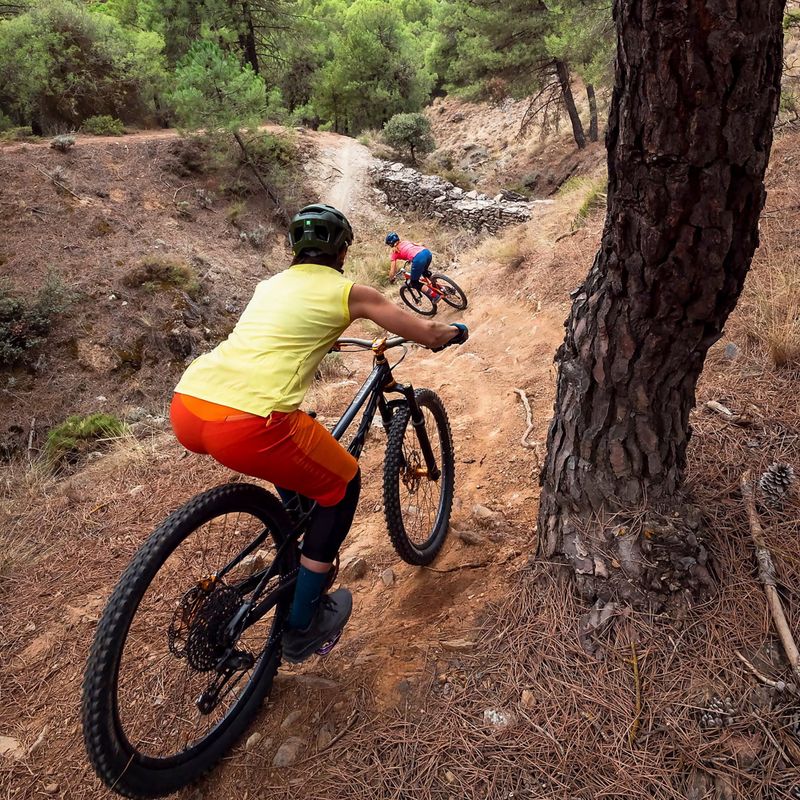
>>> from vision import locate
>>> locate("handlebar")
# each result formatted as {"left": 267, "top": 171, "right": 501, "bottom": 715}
{"left": 334, "top": 336, "right": 407, "bottom": 351}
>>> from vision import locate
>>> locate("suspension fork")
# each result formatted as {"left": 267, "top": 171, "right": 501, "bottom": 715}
{"left": 392, "top": 382, "right": 441, "bottom": 481}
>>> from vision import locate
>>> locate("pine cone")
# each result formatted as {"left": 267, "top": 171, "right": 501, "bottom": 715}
{"left": 698, "top": 694, "right": 736, "bottom": 730}
{"left": 759, "top": 462, "right": 796, "bottom": 509}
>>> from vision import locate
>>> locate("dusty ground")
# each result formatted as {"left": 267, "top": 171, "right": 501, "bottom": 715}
{"left": 1, "top": 122, "right": 799, "bottom": 800}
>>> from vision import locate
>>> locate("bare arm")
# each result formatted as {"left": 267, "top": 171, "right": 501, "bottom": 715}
{"left": 348, "top": 284, "right": 459, "bottom": 349}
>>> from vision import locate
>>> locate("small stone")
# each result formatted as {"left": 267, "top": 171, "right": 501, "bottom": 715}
{"left": 272, "top": 736, "right": 304, "bottom": 768}
{"left": 95, "top": 395, "right": 107, "bottom": 403}
{"left": 440, "top": 639, "right": 475, "bottom": 652}
{"left": 341, "top": 556, "right": 368, "bottom": 581}
{"left": 24, "top": 621, "right": 36, "bottom": 633}
{"left": 316, "top": 723, "right": 334, "bottom": 751}
{"left": 43, "top": 784, "right": 59, "bottom": 794}
{"left": 245, "top": 732, "right": 262, "bottom": 750}
{"left": 0, "top": 736, "right": 23, "bottom": 760}
{"left": 483, "top": 708, "right": 515, "bottom": 728}
{"left": 444, "top": 769, "right": 456, "bottom": 784}
{"left": 723, "top": 342, "right": 740, "bottom": 360}
{"left": 521, "top": 689, "right": 535, "bottom": 709}
{"left": 457, "top": 529, "right": 485, "bottom": 546}
{"left": 127, "top": 406, "right": 149, "bottom": 422}
{"left": 281, "top": 710, "right": 303, "bottom": 730}
{"left": 380, "top": 567, "right": 395, "bottom": 587}
{"left": 472, "top": 504, "right": 500, "bottom": 526}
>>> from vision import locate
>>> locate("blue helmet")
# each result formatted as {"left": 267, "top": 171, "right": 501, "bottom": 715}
{"left": 385, "top": 232, "right": 400, "bottom": 246}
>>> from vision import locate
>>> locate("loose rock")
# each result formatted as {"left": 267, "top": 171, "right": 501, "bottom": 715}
{"left": 272, "top": 737, "right": 304, "bottom": 768}
{"left": 316, "top": 723, "right": 334, "bottom": 751}
{"left": 457, "top": 529, "right": 485, "bottom": 546}
{"left": 380, "top": 567, "right": 395, "bottom": 587}
{"left": 341, "top": 556, "right": 368, "bottom": 581}
{"left": 0, "top": 736, "right": 23, "bottom": 760}
{"left": 483, "top": 708, "right": 515, "bottom": 728}
{"left": 245, "top": 732, "right": 262, "bottom": 751}
{"left": 281, "top": 710, "right": 303, "bottom": 730}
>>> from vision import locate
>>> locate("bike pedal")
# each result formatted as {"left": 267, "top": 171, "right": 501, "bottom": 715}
{"left": 314, "top": 629, "right": 343, "bottom": 657}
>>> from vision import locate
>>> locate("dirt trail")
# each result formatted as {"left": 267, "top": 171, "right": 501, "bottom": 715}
{"left": 0, "top": 129, "right": 569, "bottom": 799}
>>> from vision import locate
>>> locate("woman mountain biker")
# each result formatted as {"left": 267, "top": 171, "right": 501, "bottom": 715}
{"left": 386, "top": 232, "right": 438, "bottom": 303}
{"left": 170, "top": 204, "right": 468, "bottom": 664}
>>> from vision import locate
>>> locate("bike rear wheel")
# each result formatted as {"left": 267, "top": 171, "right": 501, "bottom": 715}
{"left": 383, "top": 389, "right": 455, "bottom": 565}
{"left": 432, "top": 273, "right": 468, "bottom": 310}
{"left": 399, "top": 283, "right": 437, "bottom": 316}
{"left": 82, "top": 483, "right": 296, "bottom": 799}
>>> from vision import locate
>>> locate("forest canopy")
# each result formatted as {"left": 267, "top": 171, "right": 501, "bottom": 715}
{"left": 0, "top": 0, "right": 613, "bottom": 136}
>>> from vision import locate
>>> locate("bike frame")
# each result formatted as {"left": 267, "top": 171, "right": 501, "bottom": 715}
{"left": 221, "top": 336, "right": 441, "bottom": 639}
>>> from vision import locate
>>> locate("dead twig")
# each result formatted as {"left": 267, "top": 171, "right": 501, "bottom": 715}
{"left": 734, "top": 649, "right": 797, "bottom": 694}
{"left": 319, "top": 709, "right": 358, "bottom": 753}
{"left": 741, "top": 470, "right": 800, "bottom": 684}
{"left": 513, "top": 389, "right": 539, "bottom": 451}
{"left": 33, "top": 164, "right": 83, "bottom": 201}
{"left": 705, "top": 400, "right": 753, "bottom": 426}
{"left": 628, "top": 641, "right": 642, "bottom": 747}
{"left": 27, "top": 416, "right": 36, "bottom": 454}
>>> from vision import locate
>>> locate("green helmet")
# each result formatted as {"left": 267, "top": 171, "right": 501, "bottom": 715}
{"left": 288, "top": 203, "right": 354, "bottom": 257}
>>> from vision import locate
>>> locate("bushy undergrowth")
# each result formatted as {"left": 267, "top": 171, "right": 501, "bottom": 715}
{"left": 81, "top": 115, "right": 124, "bottom": 136}
{"left": 123, "top": 255, "right": 200, "bottom": 298}
{"left": 0, "top": 274, "right": 70, "bottom": 368}
{"left": 44, "top": 413, "right": 126, "bottom": 465}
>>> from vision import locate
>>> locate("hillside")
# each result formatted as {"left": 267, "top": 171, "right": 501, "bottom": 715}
{"left": 0, "top": 112, "right": 799, "bottom": 800}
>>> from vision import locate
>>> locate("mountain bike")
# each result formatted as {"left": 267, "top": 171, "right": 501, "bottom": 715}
{"left": 396, "top": 267, "right": 468, "bottom": 317}
{"left": 82, "top": 336, "right": 457, "bottom": 799}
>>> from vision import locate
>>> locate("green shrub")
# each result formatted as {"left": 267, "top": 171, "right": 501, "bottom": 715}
{"left": 0, "top": 126, "right": 38, "bottom": 142}
{"left": 0, "top": 274, "right": 70, "bottom": 368}
{"left": 44, "top": 413, "right": 126, "bottom": 464}
{"left": 382, "top": 112, "right": 435, "bottom": 164}
{"left": 81, "top": 115, "right": 124, "bottom": 136}
{"left": 437, "top": 167, "right": 475, "bottom": 191}
{"left": 0, "top": 0, "right": 166, "bottom": 134}
{"left": 123, "top": 255, "right": 200, "bottom": 298}
{"left": 225, "top": 200, "right": 247, "bottom": 226}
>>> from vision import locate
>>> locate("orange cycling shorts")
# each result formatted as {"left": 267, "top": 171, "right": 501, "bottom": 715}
{"left": 170, "top": 393, "right": 358, "bottom": 507}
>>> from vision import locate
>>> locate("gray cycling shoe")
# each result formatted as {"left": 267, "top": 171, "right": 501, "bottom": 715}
{"left": 282, "top": 588, "right": 353, "bottom": 664}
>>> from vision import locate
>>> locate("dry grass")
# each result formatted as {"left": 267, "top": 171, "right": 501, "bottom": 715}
{"left": 740, "top": 222, "right": 800, "bottom": 369}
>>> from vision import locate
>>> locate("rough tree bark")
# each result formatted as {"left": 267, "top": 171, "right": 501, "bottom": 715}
{"left": 538, "top": 0, "right": 785, "bottom": 608}
{"left": 586, "top": 83, "right": 599, "bottom": 142}
{"left": 555, "top": 59, "right": 586, "bottom": 149}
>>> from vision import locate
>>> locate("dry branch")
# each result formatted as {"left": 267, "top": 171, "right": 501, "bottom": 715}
{"left": 741, "top": 470, "right": 800, "bottom": 683}
{"left": 33, "top": 164, "right": 83, "bottom": 201}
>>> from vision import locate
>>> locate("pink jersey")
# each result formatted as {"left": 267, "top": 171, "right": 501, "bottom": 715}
{"left": 390, "top": 241, "right": 425, "bottom": 262}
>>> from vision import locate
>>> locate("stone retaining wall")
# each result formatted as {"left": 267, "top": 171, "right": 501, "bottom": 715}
{"left": 369, "top": 161, "right": 550, "bottom": 233}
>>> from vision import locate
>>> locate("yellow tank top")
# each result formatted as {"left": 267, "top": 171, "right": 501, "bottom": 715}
{"left": 175, "top": 263, "right": 353, "bottom": 417}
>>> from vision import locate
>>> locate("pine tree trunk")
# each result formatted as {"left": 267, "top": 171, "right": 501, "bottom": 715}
{"left": 555, "top": 59, "right": 586, "bottom": 149}
{"left": 586, "top": 83, "right": 598, "bottom": 142}
{"left": 240, "top": 2, "right": 260, "bottom": 75}
{"left": 538, "top": 0, "right": 785, "bottom": 608}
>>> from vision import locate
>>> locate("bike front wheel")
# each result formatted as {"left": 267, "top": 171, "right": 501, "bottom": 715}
{"left": 383, "top": 389, "right": 455, "bottom": 565}
{"left": 82, "top": 483, "right": 296, "bottom": 799}
{"left": 432, "top": 273, "right": 468, "bottom": 310}
{"left": 399, "top": 283, "right": 437, "bottom": 316}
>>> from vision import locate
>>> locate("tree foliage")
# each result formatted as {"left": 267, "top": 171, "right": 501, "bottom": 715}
{"left": 0, "top": 0, "right": 614, "bottom": 138}
{"left": 383, "top": 112, "right": 435, "bottom": 162}
{"left": 0, "top": 0, "right": 166, "bottom": 133}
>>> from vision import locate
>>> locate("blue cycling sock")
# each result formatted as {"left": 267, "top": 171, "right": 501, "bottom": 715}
{"left": 288, "top": 566, "right": 329, "bottom": 630}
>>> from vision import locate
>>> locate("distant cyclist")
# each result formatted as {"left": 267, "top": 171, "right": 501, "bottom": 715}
{"left": 386, "top": 232, "right": 438, "bottom": 303}
{"left": 170, "top": 204, "right": 468, "bottom": 664}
